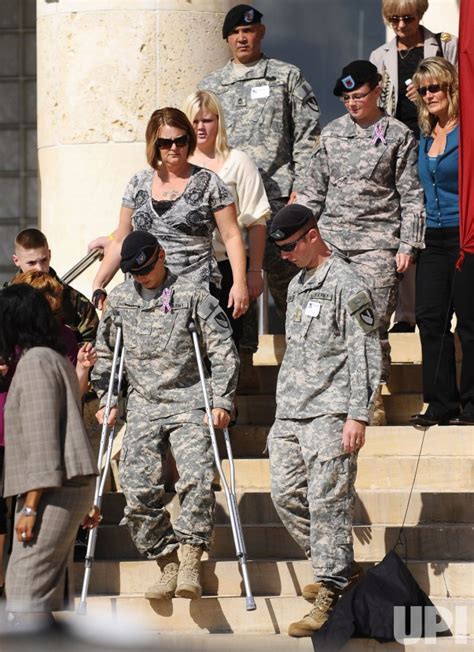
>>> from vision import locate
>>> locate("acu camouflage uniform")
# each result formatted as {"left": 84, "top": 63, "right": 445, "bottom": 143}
{"left": 300, "top": 113, "right": 425, "bottom": 380}
{"left": 200, "top": 55, "right": 321, "bottom": 317}
{"left": 92, "top": 272, "right": 239, "bottom": 559}
{"left": 268, "top": 253, "right": 382, "bottom": 589}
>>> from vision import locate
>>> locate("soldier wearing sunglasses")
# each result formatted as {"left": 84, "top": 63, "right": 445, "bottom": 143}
{"left": 298, "top": 60, "right": 425, "bottom": 426}
{"left": 267, "top": 204, "right": 381, "bottom": 637}
{"left": 93, "top": 230, "right": 239, "bottom": 602}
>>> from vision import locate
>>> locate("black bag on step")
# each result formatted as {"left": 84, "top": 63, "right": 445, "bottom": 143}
{"left": 311, "top": 550, "right": 449, "bottom": 651}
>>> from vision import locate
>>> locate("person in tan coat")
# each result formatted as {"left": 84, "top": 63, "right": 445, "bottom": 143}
{"left": 0, "top": 284, "right": 99, "bottom": 630}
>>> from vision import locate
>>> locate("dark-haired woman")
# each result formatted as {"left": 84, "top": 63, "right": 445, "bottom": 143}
{"left": 91, "top": 107, "right": 248, "bottom": 316}
{"left": 0, "top": 284, "right": 98, "bottom": 627}
{"left": 410, "top": 58, "right": 474, "bottom": 426}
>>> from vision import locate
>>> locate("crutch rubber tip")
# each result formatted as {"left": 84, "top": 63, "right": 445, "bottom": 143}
{"left": 246, "top": 596, "right": 257, "bottom": 611}
{"left": 76, "top": 603, "right": 87, "bottom": 616}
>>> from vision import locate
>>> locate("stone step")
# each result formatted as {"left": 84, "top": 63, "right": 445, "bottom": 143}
{"left": 218, "top": 458, "right": 474, "bottom": 491}
{"left": 85, "top": 523, "right": 473, "bottom": 562}
{"left": 222, "top": 425, "right": 473, "bottom": 458}
{"left": 74, "top": 559, "right": 474, "bottom": 600}
{"left": 99, "top": 489, "right": 473, "bottom": 527}
{"left": 63, "top": 595, "right": 473, "bottom": 637}
{"left": 253, "top": 333, "right": 461, "bottom": 366}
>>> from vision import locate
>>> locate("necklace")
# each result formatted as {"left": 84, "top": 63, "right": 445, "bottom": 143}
{"left": 398, "top": 45, "right": 419, "bottom": 60}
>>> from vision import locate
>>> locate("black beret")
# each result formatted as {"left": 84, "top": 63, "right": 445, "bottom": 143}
{"left": 269, "top": 204, "right": 314, "bottom": 241}
{"left": 222, "top": 4, "right": 263, "bottom": 39}
{"left": 333, "top": 60, "right": 381, "bottom": 97}
{"left": 120, "top": 230, "right": 160, "bottom": 274}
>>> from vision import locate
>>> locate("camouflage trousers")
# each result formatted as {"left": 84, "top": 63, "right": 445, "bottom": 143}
{"left": 268, "top": 415, "right": 357, "bottom": 590}
{"left": 119, "top": 408, "right": 215, "bottom": 559}
{"left": 344, "top": 249, "right": 400, "bottom": 383}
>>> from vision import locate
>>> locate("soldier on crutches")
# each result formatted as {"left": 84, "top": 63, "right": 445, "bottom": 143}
{"left": 91, "top": 231, "right": 240, "bottom": 602}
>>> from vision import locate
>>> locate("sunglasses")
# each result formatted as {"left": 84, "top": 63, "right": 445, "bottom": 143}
{"left": 274, "top": 229, "right": 311, "bottom": 253}
{"left": 155, "top": 134, "right": 189, "bottom": 149}
{"left": 417, "top": 84, "right": 443, "bottom": 97}
{"left": 390, "top": 15, "right": 416, "bottom": 24}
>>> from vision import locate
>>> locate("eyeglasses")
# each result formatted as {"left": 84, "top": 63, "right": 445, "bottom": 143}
{"left": 390, "top": 15, "right": 416, "bottom": 24}
{"left": 274, "top": 229, "right": 311, "bottom": 253}
{"left": 340, "top": 88, "right": 374, "bottom": 104}
{"left": 155, "top": 134, "right": 189, "bottom": 149}
{"left": 417, "top": 84, "right": 443, "bottom": 97}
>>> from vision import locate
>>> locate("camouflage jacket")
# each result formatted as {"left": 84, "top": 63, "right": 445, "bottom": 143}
{"left": 92, "top": 272, "right": 239, "bottom": 417}
{"left": 276, "top": 253, "right": 382, "bottom": 422}
{"left": 300, "top": 114, "right": 425, "bottom": 255}
{"left": 200, "top": 56, "right": 320, "bottom": 201}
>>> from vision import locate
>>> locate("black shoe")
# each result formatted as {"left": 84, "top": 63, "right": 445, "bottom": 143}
{"left": 449, "top": 414, "right": 474, "bottom": 426}
{"left": 389, "top": 321, "right": 416, "bottom": 333}
{"left": 409, "top": 411, "right": 455, "bottom": 427}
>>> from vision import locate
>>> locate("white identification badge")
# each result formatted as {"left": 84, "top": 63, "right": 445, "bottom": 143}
{"left": 305, "top": 301, "right": 321, "bottom": 317}
{"left": 251, "top": 85, "right": 270, "bottom": 100}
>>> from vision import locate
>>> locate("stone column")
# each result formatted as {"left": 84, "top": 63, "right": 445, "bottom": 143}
{"left": 36, "top": 0, "right": 233, "bottom": 296}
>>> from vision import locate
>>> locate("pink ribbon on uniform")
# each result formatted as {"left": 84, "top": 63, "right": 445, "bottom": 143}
{"left": 161, "top": 287, "right": 172, "bottom": 313}
{"left": 372, "top": 121, "right": 387, "bottom": 146}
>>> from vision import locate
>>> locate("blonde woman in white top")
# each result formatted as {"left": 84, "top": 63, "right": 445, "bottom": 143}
{"left": 183, "top": 90, "right": 270, "bottom": 347}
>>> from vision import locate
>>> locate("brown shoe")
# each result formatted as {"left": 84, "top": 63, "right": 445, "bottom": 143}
{"left": 144, "top": 550, "right": 179, "bottom": 600}
{"left": 302, "top": 561, "right": 363, "bottom": 602}
{"left": 175, "top": 544, "right": 203, "bottom": 599}
{"left": 288, "top": 583, "right": 341, "bottom": 637}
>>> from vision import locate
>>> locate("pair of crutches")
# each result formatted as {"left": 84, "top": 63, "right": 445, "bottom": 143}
{"left": 78, "top": 317, "right": 255, "bottom": 613}
{"left": 78, "top": 316, "right": 125, "bottom": 615}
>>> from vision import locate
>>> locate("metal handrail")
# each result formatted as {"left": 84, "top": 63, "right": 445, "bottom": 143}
{"left": 60, "top": 248, "right": 102, "bottom": 285}
{"left": 257, "top": 271, "right": 269, "bottom": 335}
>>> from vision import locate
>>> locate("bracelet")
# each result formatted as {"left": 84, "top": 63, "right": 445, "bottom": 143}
{"left": 21, "top": 506, "right": 37, "bottom": 517}
{"left": 92, "top": 288, "right": 107, "bottom": 308}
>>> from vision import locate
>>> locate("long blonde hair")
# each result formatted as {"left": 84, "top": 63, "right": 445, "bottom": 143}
{"left": 182, "top": 90, "right": 231, "bottom": 160}
{"left": 413, "top": 57, "right": 459, "bottom": 136}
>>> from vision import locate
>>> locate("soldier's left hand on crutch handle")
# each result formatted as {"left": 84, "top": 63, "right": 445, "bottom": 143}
{"left": 204, "top": 407, "right": 231, "bottom": 429}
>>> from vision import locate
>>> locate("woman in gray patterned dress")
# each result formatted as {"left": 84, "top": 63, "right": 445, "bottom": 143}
{"left": 92, "top": 108, "right": 248, "bottom": 316}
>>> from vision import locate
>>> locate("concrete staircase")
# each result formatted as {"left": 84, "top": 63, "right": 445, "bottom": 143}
{"left": 68, "top": 333, "right": 473, "bottom": 650}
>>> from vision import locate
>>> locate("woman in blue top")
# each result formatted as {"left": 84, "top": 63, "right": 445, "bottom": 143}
{"left": 410, "top": 57, "right": 474, "bottom": 426}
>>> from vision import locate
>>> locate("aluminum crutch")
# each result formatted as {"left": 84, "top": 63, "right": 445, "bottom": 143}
{"left": 77, "top": 316, "right": 125, "bottom": 615}
{"left": 188, "top": 319, "right": 256, "bottom": 611}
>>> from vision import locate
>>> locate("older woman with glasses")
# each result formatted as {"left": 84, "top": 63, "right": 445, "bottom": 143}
{"left": 410, "top": 58, "right": 474, "bottom": 427}
{"left": 370, "top": 0, "right": 457, "bottom": 137}
{"left": 91, "top": 107, "right": 248, "bottom": 317}
{"left": 369, "top": 0, "right": 458, "bottom": 334}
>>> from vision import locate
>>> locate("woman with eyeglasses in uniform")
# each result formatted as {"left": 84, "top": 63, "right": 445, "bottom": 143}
{"left": 410, "top": 58, "right": 474, "bottom": 427}
{"left": 369, "top": 0, "right": 458, "bottom": 334}
{"left": 91, "top": 107, "right": 248, "bottom": 319}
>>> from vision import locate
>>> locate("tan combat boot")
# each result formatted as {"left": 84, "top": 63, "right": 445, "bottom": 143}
{"left": 175, "top": 544, "right": 203, "bottom": 599}
{"left": 288, "top": 582, "right": 341, "bottom": 637}
{"left": 302, "top": 561, "right": 363, "bottom": 601}
{"left": 144, "top": 550, "right": 179, "bottom": 600}
{"left": 372, "top": 386, "right": 387, "bottom": 426}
